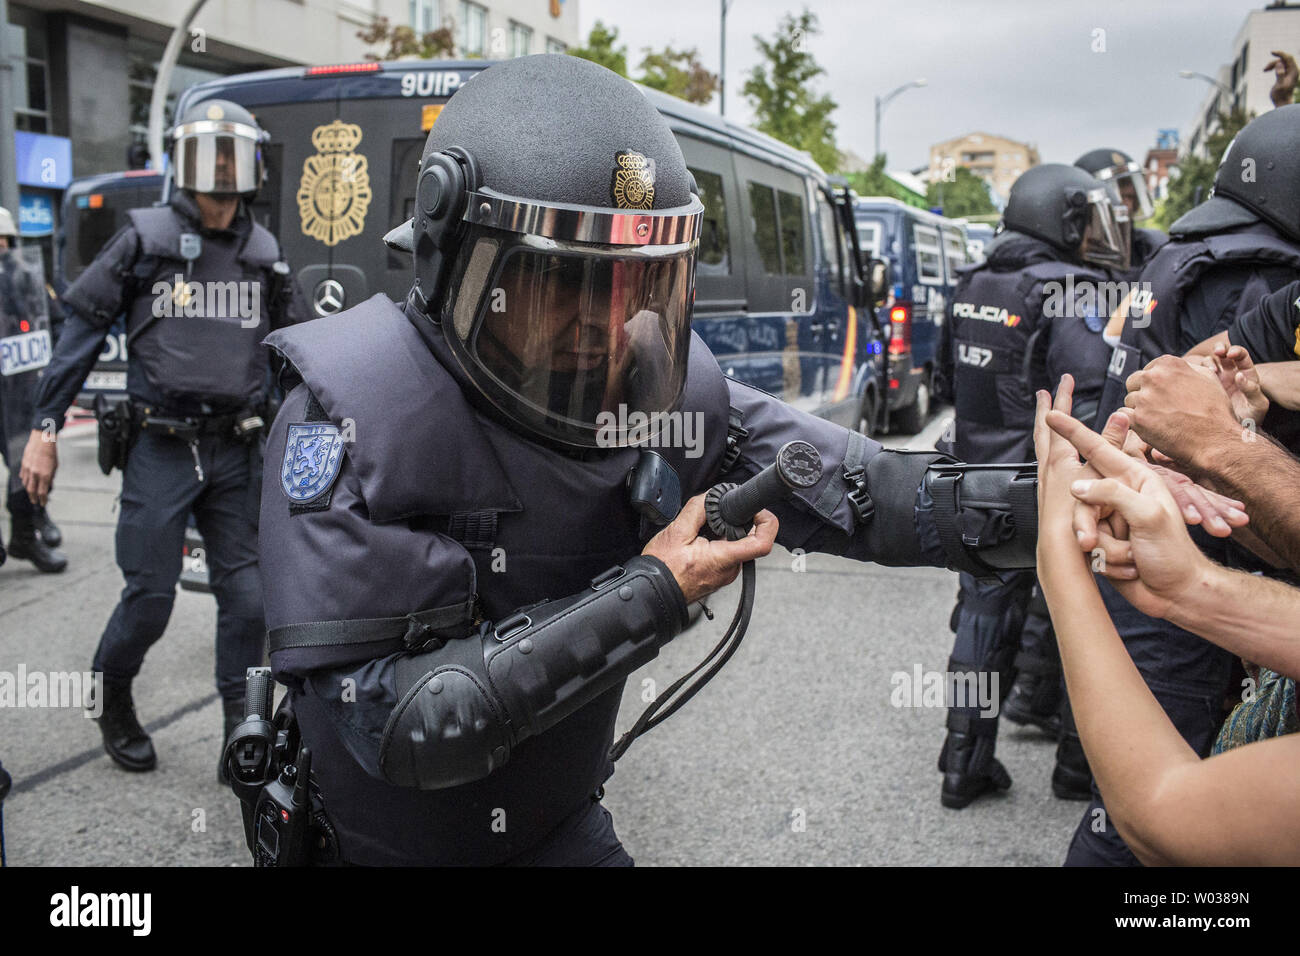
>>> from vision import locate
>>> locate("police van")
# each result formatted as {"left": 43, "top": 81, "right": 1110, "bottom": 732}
{"left": 854, "top": 197, "right": 970, "bottom": 433}
{"left": 167, "top": 58, "right": 888, "bottom": 436}
{"left": 56, "top": 169, "right": 164, "bottom": 409}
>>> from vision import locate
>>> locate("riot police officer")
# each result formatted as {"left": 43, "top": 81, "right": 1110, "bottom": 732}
{"left": 19, "top": 100, "right": 307, "bottom": 776}
{"left": 0, "top": 207, "right": 66, "bottom": 573}
{"left": 934, "top": 163, "right": 1130, "bottom": 808}
{"left": 1078, "top": 105, "right": 1300, "bottom": 865}
{"left": 1001, "top": 148, "right": 1173, "bottom": 799}
{"left": 1074, "top": 148, "right": 1167, "bottom": 274}
{"left": 244, "top": 54, "right": 1040, "bottom": 866}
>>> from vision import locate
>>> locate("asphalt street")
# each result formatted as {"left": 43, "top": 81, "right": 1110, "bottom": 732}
{"left": 0, "top": 407, "right": 1086, "bottom": 866}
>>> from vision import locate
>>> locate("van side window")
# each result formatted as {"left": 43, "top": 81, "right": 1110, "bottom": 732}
{"left": 690, "top": 166, "right": 730, "bottom": 275}
{"left": 777, "top": 189, "right": 806, "bottom": 275}
{"left": 913, "top": 223, "right": 944, "bottom": 285}
{"left": 748, "top": 182, "right": 782, "bottom": 275}
{"left": 856, "top": 220, "right": 881, "bottom": 259}
{"left": 942, "top": 227, "right": 967, "bottom": 278}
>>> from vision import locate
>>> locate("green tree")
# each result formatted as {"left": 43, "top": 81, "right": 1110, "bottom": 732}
{"left": 742, "top": 9, "right": 838, "bottom": 172}
{"left": 1153, "top": 106, "right": 1251, "bottom": 231}
{"left": 637, "top": 46, "right": 719, "bottom": 105}
{"left": 356, "top": 15, "right": 455, "bottom": 60}
{"left": 927, "top": 166, "right": 996, "bottom": 218}
{"left": 845, "top": 154, "right": 911, "bottom": 204}
{"left": 567, "top": 20, "right": 628, "bottom": 77}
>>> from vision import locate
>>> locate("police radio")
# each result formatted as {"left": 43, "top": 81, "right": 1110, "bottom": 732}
{"left": 224, "top": 667, "right": 337, "bottom": 866}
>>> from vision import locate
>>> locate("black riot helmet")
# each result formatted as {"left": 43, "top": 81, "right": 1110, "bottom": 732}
{"left": 1172, "top": 104, "right": 1300, "bottom": 241}
{"left": 169, "top": 99, "right": 268, "bottom": 198}
{"left": 1075, "top": 147, "right": 1154, "bottom": 222}
{"left": 1002, "top": 163, "right": 1131, "bottom": 271}
{"left": 385, "top": 54, "right": 703, "bottom": 450}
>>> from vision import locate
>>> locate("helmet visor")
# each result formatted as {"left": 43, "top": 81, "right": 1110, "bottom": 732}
{"left": 1079, "top": 190, "right": 1131, "bottom": 272}
{"left": 173, "top": 121, "right": 263, "bottom": 195}
{"left": 1095, "top": 162, "right": 1154, "bottom": 222}
{"left": 446, "top": 230, "right": 696, "bottom": 448}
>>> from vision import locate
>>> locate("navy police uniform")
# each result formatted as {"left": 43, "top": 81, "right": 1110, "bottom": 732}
{"left": 935, "top": 230, "right": 1115, "bottom": 805}
{"left": 247, "top": 53, "right": 1040, "bottom": 866}
{"left": 31, "top": 188, "right": 307, "bottom": 718}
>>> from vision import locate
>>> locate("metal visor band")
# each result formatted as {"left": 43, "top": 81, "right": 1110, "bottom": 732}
{"left": 1095, "top": 162, "right": 1154, "bottom": 222}
{"left": 447, "top": 229, "right": 696, "bottom": 448}
{"left": 1079, "top": 190, "right": 1131, "bottom": 273}
{"left": 174, "top": 131, "right": 262, "bottom": 195}
{"left": 463, "top": 188, "right": 704, "bottom": 247}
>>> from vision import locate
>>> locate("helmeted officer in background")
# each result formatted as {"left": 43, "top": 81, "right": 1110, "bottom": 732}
{"left": 1002, "top": 148, "right": 1172, "bottom": 800}
{"left": 1075, "top": 148, "right": 1167, "bottom": 276}
{"left": 934, "top": 163, "right": 1130, "bottom": 808}
{"left": 1075, "top": 104, "right": 1300, "bottom": 866}
{"left": 251, "top": 54, "right": 1040, "bottom": 866}
{"left": 0, "top": 207, "right": 66, "bottom": 572}
{"left": 19, "top": 99, "right": 308, "bottom": 777}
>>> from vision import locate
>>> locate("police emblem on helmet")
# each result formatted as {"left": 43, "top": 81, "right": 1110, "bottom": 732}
{"left": 1110, "top": 151, "right": 1125, "bottom": 166}
{"left": 206, "top": 103, "right": 225, "bottom": 121}
{"left": 281, "top": 423, "right": 345, "bottom": 502}
{"left": 297, "top": 120, "right": 374, "bottom": 247}
{"left": 611, "top": 151, "right": 656, "bottom": 210}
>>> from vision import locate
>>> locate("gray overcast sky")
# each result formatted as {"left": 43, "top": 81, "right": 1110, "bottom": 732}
{"left": 580, "top": 0, "right": 1270, "bottom": 170}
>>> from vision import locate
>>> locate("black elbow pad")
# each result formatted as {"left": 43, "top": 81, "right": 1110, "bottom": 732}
{"left": 378, "top": 555, "right": 688, "bottom": 789}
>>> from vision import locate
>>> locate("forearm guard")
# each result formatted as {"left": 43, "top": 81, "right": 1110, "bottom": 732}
{"left": 925, "top": 461, "right": 1038, "bottom": 576}
{"left": 378, "top": 555, "right": 689, "bottom": 789}
{"left": 848, "top": 449, "right": 1037, "bottom": 576}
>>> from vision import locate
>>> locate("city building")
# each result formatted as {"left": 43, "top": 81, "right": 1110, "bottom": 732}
{"left": 3, "top": 0, "right": 580, "bottom": 262}
{"left": 1143, "top": 131, "right": 1180, "bottom": 203}
{"left": 1182, "top": 1, "right": 1300, "bottom": 158}
{"left": 926, "top": 131, "right": 1039, "bottom": 204}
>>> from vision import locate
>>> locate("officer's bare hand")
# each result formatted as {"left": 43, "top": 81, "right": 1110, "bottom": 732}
{"left": 19, "top": 429, "right": 57, "bottom": 507}
{"left": 642, "top": 493, "right": 778, "bottom": 605}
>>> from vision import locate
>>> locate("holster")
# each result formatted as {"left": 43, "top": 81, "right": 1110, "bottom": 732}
{"left": 94, "top": 394, "right": 136, "bottom": 476}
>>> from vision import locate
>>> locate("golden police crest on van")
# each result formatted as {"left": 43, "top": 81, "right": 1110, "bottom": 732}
{"left": 297, "top": 120, "right": 373, "bottom": 247}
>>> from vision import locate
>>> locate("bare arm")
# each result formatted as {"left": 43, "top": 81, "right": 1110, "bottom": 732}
{"left": 1256, "top": 361, "right": 1300, "bottom": 411}
{"left": 1036, "top": 383, "right": 1300, "bottom": 865}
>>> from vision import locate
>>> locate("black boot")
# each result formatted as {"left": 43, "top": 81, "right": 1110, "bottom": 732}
{"left": 1052, "top": 702, "right": 1092, "bottom": 800}
{"left": 217, "top": 698, "right": 243, "bottom": 784}
{"left": 939, "top": 721, "right": 1011, "bottom": 809}
{"left": 92, "top": 678, "right": 156, "bottom": 772}
{"left": 33, "top": 505, "right": 62, "bottom": 548}
{"left": 1002, "top": 668, "right": 1063, "bottom": 735}
{"left": 7, "top": 513, "right": 68, "bottom": 573}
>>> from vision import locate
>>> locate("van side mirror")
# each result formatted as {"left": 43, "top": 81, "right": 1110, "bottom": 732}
{"left": 867, "top": 257, "right": 890, "bottom": 308}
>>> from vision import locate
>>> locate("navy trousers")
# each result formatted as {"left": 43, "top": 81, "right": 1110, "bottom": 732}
{"left": 92, "top": 429, "right": 265, "bottom": 703}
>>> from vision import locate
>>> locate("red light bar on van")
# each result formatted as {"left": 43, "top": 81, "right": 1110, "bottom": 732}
{"left": 305, "top": 62, "right": 382, "bottom": 76}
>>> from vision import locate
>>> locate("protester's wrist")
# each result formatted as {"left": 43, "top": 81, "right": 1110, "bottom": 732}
{"left": 1162, "top": 556, "right": 1225, "bottom": 632}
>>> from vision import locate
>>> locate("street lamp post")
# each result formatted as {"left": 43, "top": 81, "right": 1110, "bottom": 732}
{"left": 148, "top": 0, "right": 212, "bottom": 172}
{"left": 1178, "top": 69, "right": 1236, "bottom": 110}
{"left": 874, "top": 79, "right": 926, "bottom": 160}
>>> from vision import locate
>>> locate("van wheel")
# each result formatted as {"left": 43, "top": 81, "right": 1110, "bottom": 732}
{"left": 892, "top": 379, "right": 930, "bottom": 435}
{"left": 857, "top": 391, "right": 878, "bottom": 439}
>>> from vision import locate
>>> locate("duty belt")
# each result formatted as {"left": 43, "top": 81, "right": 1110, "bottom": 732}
{"left": 131, "top": 402, "right": 265, "bottom": 442}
